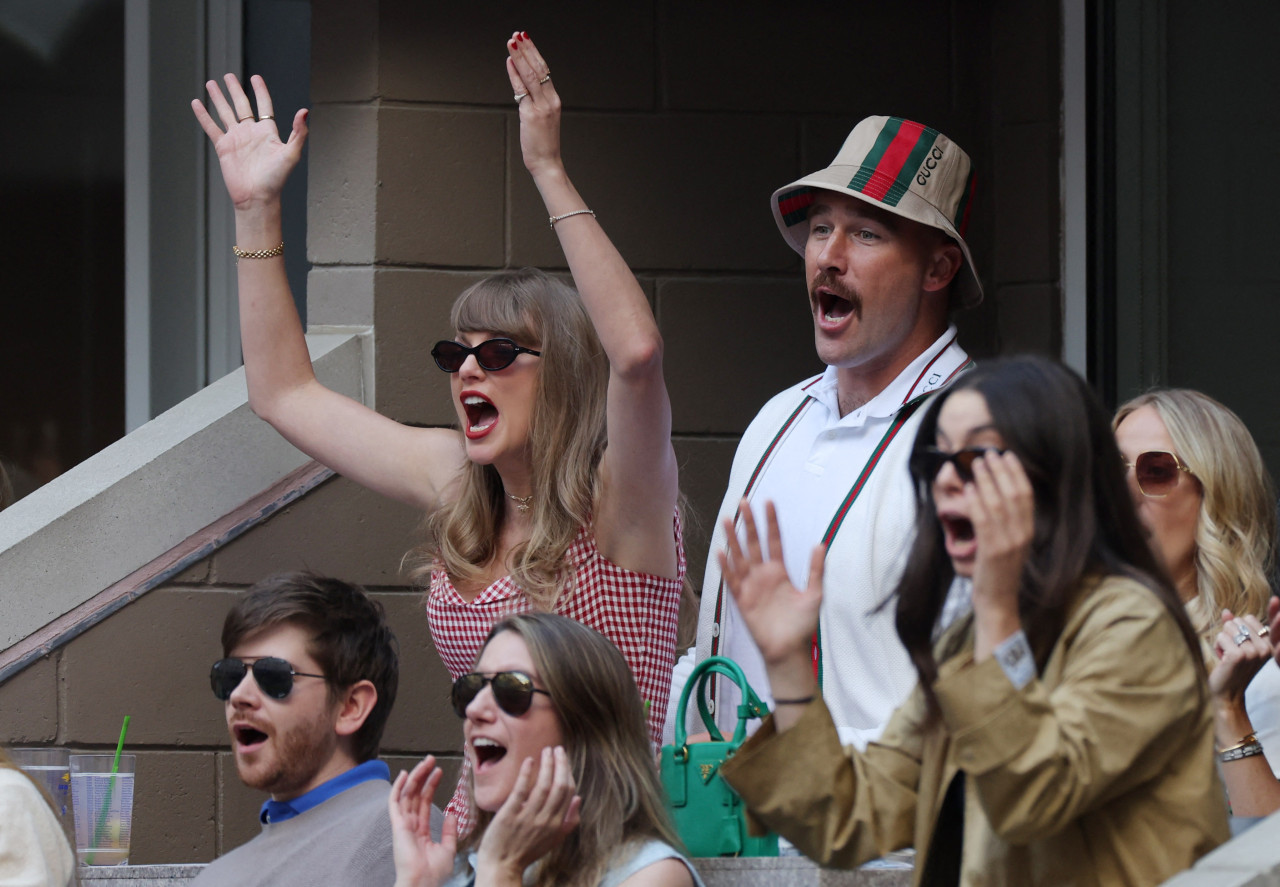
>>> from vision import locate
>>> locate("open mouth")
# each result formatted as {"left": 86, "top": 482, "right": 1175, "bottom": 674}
{"left": 233, "top": 725, "right": 268, "bottom": 750}
{"left": 817, "top": 289, "right": 858, "bottom": 323}
{"left": 461, "top": 394, "right": 499, "bottom": 438}
{"left": 940, "top": 515, "right": 975, "bottom": 543}
{"left": 472, "top": 737, "right": 507, "bottom": 770}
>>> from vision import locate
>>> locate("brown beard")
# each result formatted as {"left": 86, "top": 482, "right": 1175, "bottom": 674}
{"left": 236, "top": 702, "right": 339, "bottom": 798}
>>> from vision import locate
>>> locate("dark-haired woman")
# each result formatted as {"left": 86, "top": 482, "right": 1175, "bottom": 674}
{"left": 715, "top": 356, "right": 1227, "bottom": 886}
{"left": 192, "top": 33, "right": 685, "bottom": 826}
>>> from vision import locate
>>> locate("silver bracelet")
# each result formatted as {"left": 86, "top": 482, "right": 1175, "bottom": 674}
{"left": 549, "top": 208, "right": 595, "bottom": 228}
{"left": 1219, "top": 741, "right": 1265, "bottom": 763}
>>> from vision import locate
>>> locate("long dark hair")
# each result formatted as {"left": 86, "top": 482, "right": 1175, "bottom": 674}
{"left": 894, "top": 356, "right": 1203, "bottom": 712}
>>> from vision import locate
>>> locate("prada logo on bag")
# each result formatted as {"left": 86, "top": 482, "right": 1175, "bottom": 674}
{"left": 700, "top": 764, "right": 715, "bottom": 781}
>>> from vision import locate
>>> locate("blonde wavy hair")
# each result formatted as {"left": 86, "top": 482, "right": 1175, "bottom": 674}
{"left": 1114, "top": 389, "right": 1278, "bottom": 646}
{"left": 464, "top": 614, "right": 684, "bottom": 887}
{"left": 407, "top": 269, "right": 608, "bottom": 609}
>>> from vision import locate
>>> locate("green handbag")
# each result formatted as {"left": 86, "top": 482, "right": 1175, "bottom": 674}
{"left": 660, "top": 655, "right": 780, "bottom": 857}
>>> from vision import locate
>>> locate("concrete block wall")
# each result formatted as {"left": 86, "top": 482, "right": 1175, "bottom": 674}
{"left": 0, "top": 1, "right": 1063, "bottom": 862}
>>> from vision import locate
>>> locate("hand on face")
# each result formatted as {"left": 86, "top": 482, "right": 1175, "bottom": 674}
{"left": 505, "top": 32, "right": 562, "bottom": 177}
{"left": 965, "top": 450, "right": 1035, "bottom": 613}
{"left": 718, "top": 500, "right": 824, "bottom": 669}
{"left": 1211, "top": 610, "right": 1273, "bottom": 707}
{"left": 389, "top": 757, "right": 457, "bottom": 887}
{"left": 476, "top": 746, "right": 581, "bottom": 879}
{"left": 191, "top": 74, "right": 308, "bottom": 211}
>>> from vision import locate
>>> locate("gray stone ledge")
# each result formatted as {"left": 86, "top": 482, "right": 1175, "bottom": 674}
{"left": 0, "top": 332, "right": 370, "bottom": 654}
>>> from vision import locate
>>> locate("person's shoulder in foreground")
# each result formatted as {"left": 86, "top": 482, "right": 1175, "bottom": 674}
{"left": 192, "top": 572, "right": 439, "bottom": 887}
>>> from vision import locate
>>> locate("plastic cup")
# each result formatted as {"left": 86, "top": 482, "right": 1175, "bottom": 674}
{"left": 69, "top": 754, "right": 136, "bottom": 865}
{"left": 9, "top": 747, "right": 72, "bottom": 828}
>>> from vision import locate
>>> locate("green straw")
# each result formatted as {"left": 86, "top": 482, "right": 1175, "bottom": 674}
{"left": 87, "top": 715, "right": 130, "bottom": 864}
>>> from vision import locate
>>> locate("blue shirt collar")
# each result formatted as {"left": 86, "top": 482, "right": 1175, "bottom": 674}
{"left": 260, "top": 759, "right": 390, "bottom": 824}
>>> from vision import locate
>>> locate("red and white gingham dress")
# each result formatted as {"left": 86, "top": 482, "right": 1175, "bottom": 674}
{"left": 427, "top": 511, "right": 685, "bottom": 831}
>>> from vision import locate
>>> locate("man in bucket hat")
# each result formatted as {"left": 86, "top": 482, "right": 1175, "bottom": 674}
{"left": 667, "top": 116, "right": 980, "bottom": 748}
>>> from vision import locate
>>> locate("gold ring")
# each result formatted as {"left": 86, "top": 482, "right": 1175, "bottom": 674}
{"left": 538, "top": 73, "right": 551, "bottom": 84}
{"left": 259, "top": 114, "right": 274, "bottom": 121}
{"left": 1261, "top": 626, "right": 1271, "bottom": 638}
{"left": 237, "top": 115, "right": 254, "bottom": 123}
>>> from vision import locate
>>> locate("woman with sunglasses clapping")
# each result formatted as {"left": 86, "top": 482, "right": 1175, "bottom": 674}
{"left": 389, "top": 613, "right": 704, "bottom": 887}
{"left": 1115, "top": 390, "right": 1280, "bottom": 819}
{"left": 709, "top": 357, "right": 1226, "bottom": 884}
{"left": 192, "top": 32, "right": 686, "bottom": 826}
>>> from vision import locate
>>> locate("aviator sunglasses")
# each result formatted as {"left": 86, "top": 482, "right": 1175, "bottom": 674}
{"left": 451, "top": 671, "right": 551, "bottom": 718}
{"left": 430, "top": 338, "right": 542, "bottom": 373}
{"left": 1124, "top": 450, "right": 1195, "bottom": 498}
{"left": 912, "top": 446, "right": 1006, "bottom": 483}
{"left": 210, "top": 657, "right": 326, "bottom": 701}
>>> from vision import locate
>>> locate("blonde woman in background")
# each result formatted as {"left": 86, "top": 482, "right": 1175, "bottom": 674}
{"left": 1114, "top": 389, "right": 1280, "bottom": 817}
{"left": 0, "top": 747, "right": 76, "bottom": 887}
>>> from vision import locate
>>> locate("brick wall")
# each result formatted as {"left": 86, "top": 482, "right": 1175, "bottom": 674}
{"left": 0, "top": 0, "right": 1063, "bottom": 862}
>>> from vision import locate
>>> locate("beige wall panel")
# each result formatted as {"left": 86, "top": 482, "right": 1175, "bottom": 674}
{"left": 307, "top": 104, "right": 379, "bottom": 265}
{"left": 991, "top": 0, "right": 1060, "bottom": 125}
{"left": 308, "top": 266, "right": 376, "bottom": 327}
{"left": 509, "top": 115, "right": 799, "bottom": 272}
{"left": 995, "top": 284, "right": 1060, "bottom": 357}
{"left": 0, "top": 653, "right": 58, "bottom": 743}
{"left": 375, "top": 3, "right": 654, "bottom": 109}
{"left": 217, "top": 751, "right": 268, "bottom": 856}
{"left": 377, "top": 593, "right": 464, "bottom": 754}
{"left": 372, "top": 269, "right": 488, "bottom": 424}
{"left": 129, "top": 751, "right": 216, "bottom": 865}
{"left": 209, "top": 477, "right": 421, "bottom": 588}
{"left": 662, "top": 4, "right": 953, "bottom": 115}
{"left": 376, "top": 108, "right": 505, "bottom": 267}
{"left": 309, "top": 0, "right": 379, "bottom": 102}
{"left": 61, "top": 589, "right": 233, "bottom": 746}
{"left": 672, "top": 437, "right": 739, "bottom": 592}
{"left": 992, "top": 121, "right": 1060, "bottom": 285}
{"left": 660, "top": 277, "right": 823, "bottom": 433}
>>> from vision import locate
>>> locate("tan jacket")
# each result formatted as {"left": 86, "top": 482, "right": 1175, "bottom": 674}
{"left": 721, "top": 575, "right": 1229, "bottom": 886}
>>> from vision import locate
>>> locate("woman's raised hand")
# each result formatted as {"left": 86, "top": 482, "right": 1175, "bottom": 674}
{"left": 719, "top": 501, "right": 824, "bottom": 669}
{"left": 191, "top": 73, "right": 308, "bottom": 210}
{"left": 1211, "top": 610, "right": 1273, "bottom": 707}
{"left": 476, "top": 746, "right": 581, "bottom": 880}
{"left": 389, "top": 757, "right": 457, "bottom": 887}
{"left": 505, "top": 32, "right": 562, "bottom": 178}
{"left": 967, "top": 452, "right": 1035, "bottom": 614}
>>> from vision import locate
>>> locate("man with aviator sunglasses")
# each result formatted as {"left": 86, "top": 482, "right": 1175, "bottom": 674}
{"left": 193, "top": 572, "right": 439, "bottom": 887}
{"left": 669, "top": 116, "right": 984, "bottom": 752}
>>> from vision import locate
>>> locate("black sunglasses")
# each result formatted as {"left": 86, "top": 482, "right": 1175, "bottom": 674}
{"left": 911, "top": 446, "right": 1006, "bottom": 483}
{"left": 451, "top": 671, "right": 551, "bottom": 718}
{"left": 430, "top": 338, "right": 541, "bottom": 373}
{"left": 210, "top": 657, "right": 326, "bottom": 701}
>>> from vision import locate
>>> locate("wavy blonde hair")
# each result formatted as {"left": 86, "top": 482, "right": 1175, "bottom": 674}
{"left": 464, "top": 614, "right": 684, "bottom": 887}
{"left": 407, "top": 269, "right": 608, "bottom": 609}
{"left": 1114, "top": 389, "right": 1278, "bottom": 645}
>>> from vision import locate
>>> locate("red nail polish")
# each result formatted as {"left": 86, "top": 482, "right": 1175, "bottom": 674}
{"left": 521, "top": 31, "right": 528, "bottom": 39}
{"left": 510, "top": 41, "right": 517, "bottom": 49}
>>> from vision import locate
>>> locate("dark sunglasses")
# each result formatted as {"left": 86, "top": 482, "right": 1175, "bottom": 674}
{"left": 1124, "top": 450, "right": 1195, "bottom": 498}
{"left": 430, "top": 338, "right": 541, "bottom": 373}
{"left": 911, "top": 446, "right": 1006, "bottom": 483}
{"left": 210, "top": 657, "right": 326, "bottom": 701}
{"left": 451, "top": 671, "right": 551, "bottom": 718}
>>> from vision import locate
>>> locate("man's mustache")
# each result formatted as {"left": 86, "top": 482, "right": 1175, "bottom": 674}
{"left": 810, "top": 270, "right": 862, "bottom": 318}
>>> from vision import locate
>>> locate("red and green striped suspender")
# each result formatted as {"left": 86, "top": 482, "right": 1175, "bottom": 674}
{"left": 708, "top": 356, "right": 974, "bottom": 701}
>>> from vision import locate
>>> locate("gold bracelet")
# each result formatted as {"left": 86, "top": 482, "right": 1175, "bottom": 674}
{"left": 548, "top": 209, "right": 595, "bottom": 228}
{"left": 232, "top": 242, "right": 285, "bottom": 259}
{"left": 1217, "top": 732, "right": 1258, "bottom": 755}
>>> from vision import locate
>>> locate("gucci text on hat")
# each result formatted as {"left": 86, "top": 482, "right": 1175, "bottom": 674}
{"left": 771, "top": 116, "right": 982, "bottom": 308}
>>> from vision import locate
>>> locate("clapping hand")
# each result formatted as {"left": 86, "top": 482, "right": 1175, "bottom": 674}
{"left": 389, "top": 756, "right": 457, "bottom": 887}
{"left": 191, "top": 73, "right": 308, "bottom": 210}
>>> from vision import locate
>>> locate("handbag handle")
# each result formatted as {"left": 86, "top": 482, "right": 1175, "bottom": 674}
{"left": 673, "top": 655, "right": 769, "bottom": 749}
